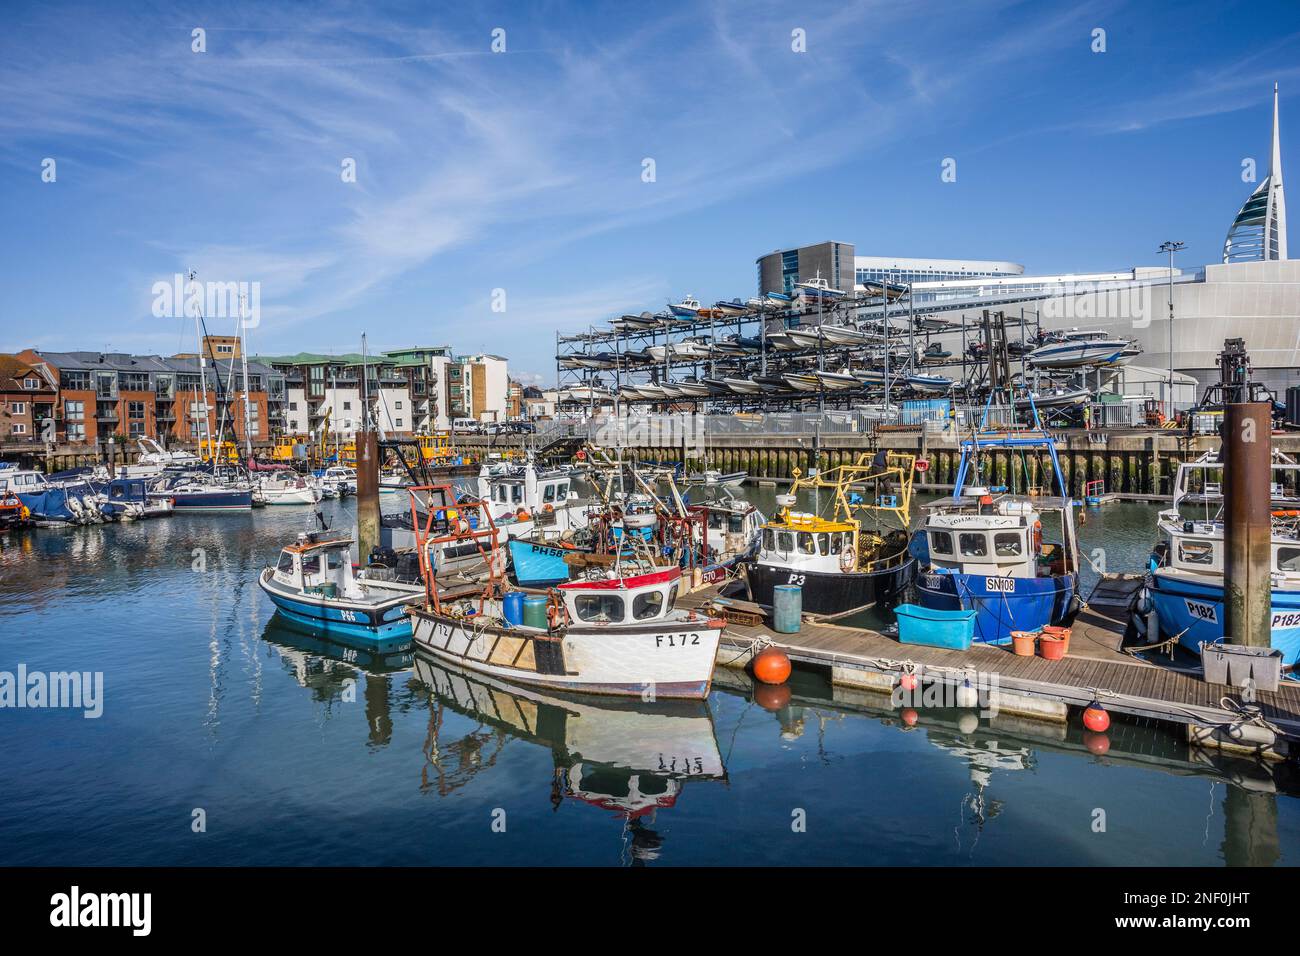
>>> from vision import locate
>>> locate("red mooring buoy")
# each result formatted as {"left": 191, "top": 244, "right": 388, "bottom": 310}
{"left": 753, "top": 647, "right": 792, "bottom": 685}
{"left": 1082, "top": 701, "right": 1111, "bottom": 733}
{"left": 754, "top": 682, "right": 792, "bottom": 712}
{"left": 901, "top": 708, "right": 919, "bottom": 727}
{"left": 899, "top": 671, "right": 919, "bottom": 692}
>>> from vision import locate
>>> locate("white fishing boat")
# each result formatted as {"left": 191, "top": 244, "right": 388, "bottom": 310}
{"left": 410, "top": 564, "right": 723, "bottom": 699}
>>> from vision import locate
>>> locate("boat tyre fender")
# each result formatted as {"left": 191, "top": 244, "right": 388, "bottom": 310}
{"left": 840, "top": 547, "right": 857, "bottom": 572}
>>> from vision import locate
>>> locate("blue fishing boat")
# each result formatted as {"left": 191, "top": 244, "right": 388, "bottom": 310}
{"left": 1147, "top": 452, "right": 1300, "bottom": 666}
{"left": 258, "top": 532, "right": 424, "bottom": 645}
{"left": 913, "top": 399, "right": 1080, "bottom": 644}
{"left": 509, "top": 537, "right": 581, "bottom": 586}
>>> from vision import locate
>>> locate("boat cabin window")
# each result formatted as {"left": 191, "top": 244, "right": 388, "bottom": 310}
{"left": 929, "top": 531, "right": 953, "bottom": 555}
{"left": 829, "top": 532, "right": 843, "bottom": 555}
{"left": 575, "top": 593, "right": 624, "bottom": 623}
{"left": 994, "top": 532, "right": 1023, "bottom": 556}
{"left": 798, "top": 532, "right": 816, "bottom": 555}
{"left": 511, "top": 484, "right": 523, "bottom": 504}
{"left": 542, "top": 482, "right": 558, "bottom": 503}
{"left": 632, "top": 590, "right": 664, "bottom": 620}
{"left": 959, "top": 533, "right": 988, "bottom": 557}
{"left": 777, "top": 531, "right": 793, "bottom": 554}
{"left": 817, "top": 534, "right": 829, "bottom": 556}
{"left": 325, "top": 550, "right": 345, "bottom": 571}
{"left": 728, "top": 514, "right": 744, "bottom": 533}
{"left": 667, "top": 582, "right": 679, "bottom": 611}
{"left": 1277, "top": 547, "right": 1300, "bottom": 572}
{"left": 301, "top": 554, "right": 321, "bottom": 577}
{"left": 1178, "top": 539, "right": 1216, "bottom": 566}
{"left": 277, "top": 552, "right": 295, "bottom": 574}
{"left": 762, "top": 528, "right": 775, "bottom": 551}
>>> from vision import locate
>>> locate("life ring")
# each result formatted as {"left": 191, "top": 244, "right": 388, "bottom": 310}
{"left": 840, "top": 547, "right": 858, "bottom": 572}
{"left": 456, "top": 516, "right": 471, "bottom": 534}
{"left": 542, "top": 503, "right": 554, "bottom": 514}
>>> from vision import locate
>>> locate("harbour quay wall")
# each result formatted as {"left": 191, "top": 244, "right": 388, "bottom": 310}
{"left": 467, "top": 418, "right": 1300, "bottom": 504}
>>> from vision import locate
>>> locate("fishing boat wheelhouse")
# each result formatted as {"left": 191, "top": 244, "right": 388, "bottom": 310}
{"left": 1147, "top": 451, "right": 1300, "bottom": 666}
{"left": 914, "top": 403, "right": 1080, "bottom": 644}
{"left": 747, "top": 454, "right": 917, "bottom": 615}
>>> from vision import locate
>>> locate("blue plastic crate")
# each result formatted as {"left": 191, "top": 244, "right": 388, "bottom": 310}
{"left": 894, "top": 603, "right": 976, "bottom": 651}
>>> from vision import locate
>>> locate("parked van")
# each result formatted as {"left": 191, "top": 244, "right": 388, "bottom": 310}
{"left": 452, "top": 417, "right": 482, "bottom": 434}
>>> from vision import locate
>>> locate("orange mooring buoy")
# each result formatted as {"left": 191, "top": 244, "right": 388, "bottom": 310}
{"left": 901, "top": 708, "right": 919, "bottom": 727}
{"left": 1082, "top": 701, "right": 1111, "bottom": 732}
{"left": 753, "top": 647, "right": 792, "bottom": 685}
{"left": 754, "top": 682, "right": 792, "bottom": 712}
{"left": 1083, "top": 731, "right": 1111, "bottom": 755}
{"left": 899, "top": 671, "right": 919, "bottom": 692}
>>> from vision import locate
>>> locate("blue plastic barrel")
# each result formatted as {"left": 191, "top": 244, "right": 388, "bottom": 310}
{"left": 772, "top": 585, "right": 802, "bottom": 634}
{"left": 503, "top": 591, "right": 525, "bottom": 626}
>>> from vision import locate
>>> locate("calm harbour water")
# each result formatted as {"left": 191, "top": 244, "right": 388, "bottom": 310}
{"left": 1, "top": 490, "right": 1297, "bottom": 866}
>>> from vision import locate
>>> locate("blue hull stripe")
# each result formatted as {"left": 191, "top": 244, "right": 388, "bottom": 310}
{"left": 1150, "top": 574, "right": 1300, "bottom": 666}
{"left": 917, "top": 572, "right": 1075, "bottom": 644}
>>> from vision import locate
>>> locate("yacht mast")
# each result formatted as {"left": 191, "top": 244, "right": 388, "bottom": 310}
{"left": 237, "top": 297, "right": 254, "bottom": 462}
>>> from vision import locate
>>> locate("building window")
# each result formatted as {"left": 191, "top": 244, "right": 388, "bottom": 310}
{"left": 64, "top": 400, "right": 84, "bottom": 421}
{"left": 11, "top": 402, "right": 25, "bottom": 415}
{"left": 395, "top": 401, "right": 403, "bottom": 410}
{"left": 61, "top": 370, "right": 90, "bottom": 391}
{"left": 23, "top": 377, "right": 40, "bottom": 389}
{"left": 288, "top": 402, "right": 298, "bottom": 411}
{"left": 11, "top": 423, "right": 27, "bottom": 435}
{"left": 395, "top": 418, "right": 403, "bottom": 428}
{"left": 128, "top": 401, "right": 145, "bottom": 420}
{"left": 128, "top": 420, "right": 145, "bottom": 437}
{"left": 67, "top": 423, "right": 85, "bottom": 441}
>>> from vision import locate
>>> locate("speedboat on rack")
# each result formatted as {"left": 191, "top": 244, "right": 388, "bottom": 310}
{"left": 1026, "top": 329, "right": 1133, "bottom": 368}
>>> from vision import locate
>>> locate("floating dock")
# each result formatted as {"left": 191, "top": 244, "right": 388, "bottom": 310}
{"left": 686, "top": 573, "right": 1300, "bottom": 759}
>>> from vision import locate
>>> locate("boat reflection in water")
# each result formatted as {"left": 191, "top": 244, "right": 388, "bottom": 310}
{"left": 413, "top": 654, "right": 727, "bottom": 864}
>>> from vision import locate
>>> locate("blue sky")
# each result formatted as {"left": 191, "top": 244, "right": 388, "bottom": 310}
{"left": 1, "top": 0, "right": 1297, "bottom": 384}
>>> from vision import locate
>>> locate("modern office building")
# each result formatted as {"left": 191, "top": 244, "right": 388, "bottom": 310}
{"left": 756, "top": 241, "right": 857, "bottom": 296}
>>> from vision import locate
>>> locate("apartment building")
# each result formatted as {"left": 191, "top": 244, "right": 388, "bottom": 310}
{"left": 266, "top": 352, "right": 415, "bottom": 440}
{"left": 15, "top": 349, "right": 284, "bottom": 445}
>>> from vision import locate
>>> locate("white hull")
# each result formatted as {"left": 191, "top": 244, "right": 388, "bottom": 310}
{"left": 261, "top": 486, "right": 323, "bottom": 505}
{"left": 409, "top": 610, "right": 722, "bottom": 698}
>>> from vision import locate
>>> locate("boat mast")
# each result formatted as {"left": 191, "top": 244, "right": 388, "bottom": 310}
{"left": 237, "top": 296, "right": 254, "bottom": 462}
{"left": 190, "top": 271, "right": 214, "bottom": 469}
